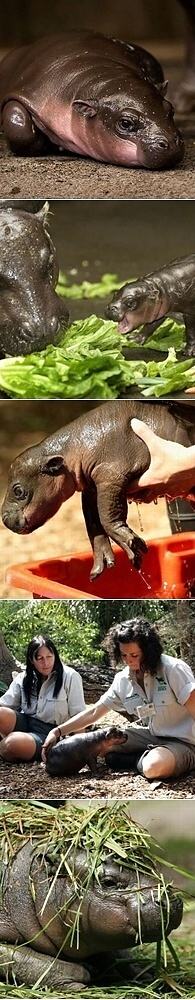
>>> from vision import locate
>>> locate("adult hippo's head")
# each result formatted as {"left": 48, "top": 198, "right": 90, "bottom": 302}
{"left": 0, "top": 202, "right": 69, "bottom": 356}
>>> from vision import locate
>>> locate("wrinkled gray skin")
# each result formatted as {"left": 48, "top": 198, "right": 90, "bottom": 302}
{"left": 2, "top": 400, "right": 195, "bottom": 579}
{"left": 46, "top": 725, "right": 128, "bottom": 777}
{"left": 0, "top": 202, "right": 69, "bottom": 356}
{"left": 106, "top": 254, "right": 195, "bottom": 358}
{"left": 0, "top": 32, "right": 184, "bottom": 169}
{"left": 0, "top": 842, "right": 183, "bottom": 989}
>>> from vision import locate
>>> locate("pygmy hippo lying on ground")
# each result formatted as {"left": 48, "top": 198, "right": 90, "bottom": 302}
{"left": 0, "top": 31, "right": 183, "bottom": 169}
{"left": 106, "top": 254, "right": 195, "bottom": 357}
{"left": 0, "top": 841, "right": 183, "bottom": 989}
{"left": 2, "top": 400, "right": 195, "bottom": 579}
{"left": 45, "top": 725, "right": 127, "bottom": 777}
{"left": 0, "top": 201, "right": 69, "bottom": 356}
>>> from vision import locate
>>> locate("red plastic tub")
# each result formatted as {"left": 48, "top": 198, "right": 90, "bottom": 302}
{"left": 6, "top": 532, "right": 195, "bottom": 599}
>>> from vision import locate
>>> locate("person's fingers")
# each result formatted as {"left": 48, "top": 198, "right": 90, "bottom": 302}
{"left": 131, "top": 418, "right": 158, "bottom": 448}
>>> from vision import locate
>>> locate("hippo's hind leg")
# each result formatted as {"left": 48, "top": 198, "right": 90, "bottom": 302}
{"left": 0, "top": 942, "right": 90, "bottom": 990}
{"left": 1, "top": 101, "right": 50, "bottom": 155}
{"left": 82, "top": 488, "right": 115, "bottom": 579}
{"left": 93, "top": 479, "right": 147, "bottom": 573}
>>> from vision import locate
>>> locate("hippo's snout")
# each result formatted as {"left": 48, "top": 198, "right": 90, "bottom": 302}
{"left": 129, "top": 884, "right": 183, "bottom": 941}
{"left": 141, "top": 126, "right": 184, "bottom": 169}
{"left": 2, "top": 508, "right": 28, "bottom": 533}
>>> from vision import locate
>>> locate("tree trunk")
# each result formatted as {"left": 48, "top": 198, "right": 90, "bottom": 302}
{"left": 176, "top": 602, "right": 195, "bottom": 672}
{"left": 0, "top": 633, "right": 23, "bottom": 687}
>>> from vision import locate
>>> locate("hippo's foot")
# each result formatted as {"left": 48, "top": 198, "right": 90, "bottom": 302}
{"left": 2, "top": 101, "right": 51, "bottom": 155}
{"left": 0, "top": 943, "right": 90, "bottom": 990}
{"left": 130, "top": 533, "right": 147, "bottom": 569}
{"left": 90, "top": 535, "right": 115, "bottom": 578}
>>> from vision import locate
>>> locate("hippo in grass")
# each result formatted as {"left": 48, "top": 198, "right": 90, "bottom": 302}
{"left": 0, "top": 201, "right": 69, "bottom": 357}
{"left": 106, "top": 254, "right": 195, "bottom": 358}
{"left": 45, "top": 725, "right": 128, "bottom": 777}
{"left": 0, "top": 841, "right": 183, "bottom": 990}
{"left": 2, "top": 399, "right": 195, "bottom": 579}
{"left": 0, "top": 32, "right": 183, "bottom": 169}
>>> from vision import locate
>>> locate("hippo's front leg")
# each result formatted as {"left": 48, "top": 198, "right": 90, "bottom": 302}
{"left": 82, "top": 488, "right": 115, "bottom": 579}
{"left": 0, "top": 942, "right": 90, "bottom": 990}
{"left": 184, "top": 314, "right": 195, "bottom": 356}
{"left": 93, "top": 479, "right": 147, "bottom": 571}
{"left": 2, "top": 102, "right": 50, "bottom": 154}
{"left": 127, "top": 319, "right": 163, "bottom": 346}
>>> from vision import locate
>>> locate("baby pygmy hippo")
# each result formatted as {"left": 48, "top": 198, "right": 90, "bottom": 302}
{"left": 0, "top": 202, "right": 69, "bottom": 356}
{"left": 107, "top": 254, "right": 195, "bottom": 357}
{"left": 45, "top": 726, "right": 127, "bottom": 777}
{"left": 2, "top": 400, "right": 195, "bottom": 578}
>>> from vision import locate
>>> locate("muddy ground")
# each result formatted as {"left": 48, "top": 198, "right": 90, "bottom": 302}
{"left": 1, "top": 709, "right": 195, "bottom": 800}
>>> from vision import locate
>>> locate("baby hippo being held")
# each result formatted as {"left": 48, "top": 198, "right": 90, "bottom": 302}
{"left": 107, "top": 254, "right": 195, "bottom": 357}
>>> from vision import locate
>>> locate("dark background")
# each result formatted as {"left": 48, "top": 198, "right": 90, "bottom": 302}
{"left": 0, "top": 0, "right": 186, "bottom": 46}
{"left": 1, "top": 198, "right": 195, "bottom": 326}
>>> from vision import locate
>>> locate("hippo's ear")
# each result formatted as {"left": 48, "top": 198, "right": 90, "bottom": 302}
{"left": 156, "top": 79, "right": 168, "bottom": 96}
{"left": 36, "top": 201, "right": 50, "bottom": 221}
{"left": 73, "top": 99, "right": 98, "bottom": 118}
{"left": 41, "top": 455, "right": 65, "bottom": 476}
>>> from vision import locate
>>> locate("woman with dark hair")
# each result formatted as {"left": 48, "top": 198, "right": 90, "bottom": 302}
{"left": 43, "top": 618, "right": 195, "bottom": 782}
{"left": 0, "top": 635, "right": 85, "bottom": 763}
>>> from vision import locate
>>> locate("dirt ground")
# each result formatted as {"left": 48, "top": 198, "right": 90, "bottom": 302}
{"left": 1, "top": 708, "right": 195, "bottom": 800}
{"left": 0, "top": 45, "right": 195, "bottom": 200}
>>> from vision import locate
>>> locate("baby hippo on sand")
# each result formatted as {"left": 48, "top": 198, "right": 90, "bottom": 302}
{"left": 107, "top": 254, "right": 195, "bottom": 357}
{"left": 45, "top": 726, "right": 128, "bottom": 777}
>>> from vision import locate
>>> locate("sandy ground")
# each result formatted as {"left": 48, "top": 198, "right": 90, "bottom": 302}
{"left": 0, "top": 45, "right": 195, "bottom": 200}
{"left": 1, "top": 708, "right": 195, "bottom": 800}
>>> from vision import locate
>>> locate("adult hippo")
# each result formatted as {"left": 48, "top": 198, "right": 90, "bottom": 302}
{"left": 0, "top": 841, "right": 183, "bottom": 989}
{"left": 2, "top": 400, "right": 195, "bottom": 578}
{"left": 0, "top": 32, "right": 183, "bottom": 169}
{"left": 0, "top": 202, "right": 69, "bottom": 356}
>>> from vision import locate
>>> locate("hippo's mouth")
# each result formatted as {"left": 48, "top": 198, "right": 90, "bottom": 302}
{"left": 118, "top": 312, "right": 139, "bottom": 334}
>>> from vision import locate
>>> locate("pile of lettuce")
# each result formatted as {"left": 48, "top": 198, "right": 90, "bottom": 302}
{"left": 0, "top": 272, "right": 195, "bottom": 399}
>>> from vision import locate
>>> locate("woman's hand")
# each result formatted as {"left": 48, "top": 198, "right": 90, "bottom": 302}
{"left": 131, "top": 418, "right": 195, "bottom": 499}
{"left": 42, "top": 726, "right": 61, "bottom": 762}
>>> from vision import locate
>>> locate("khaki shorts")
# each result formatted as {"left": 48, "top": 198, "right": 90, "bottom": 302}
{"left": 111, "top": 724, "right": 195, "bottom": 777}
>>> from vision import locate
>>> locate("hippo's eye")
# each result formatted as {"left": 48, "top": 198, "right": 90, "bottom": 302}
{"left": 118, "top": 117, "right": 139, "bottom": 134}
{"left": 101, "top": 877, "right": 117, "bottom": 888}
{"left": 12, "top": 483, "right": 27, "bottom": 500}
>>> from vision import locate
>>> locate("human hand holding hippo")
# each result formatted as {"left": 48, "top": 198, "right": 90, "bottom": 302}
{"left": 0, "top": 202, "right": 69, "bottom": 356}
{"left": 106, "top": 254, "right": 195, "bottom": 357}
{"left": 2, "top": 400, "right": 195, "bottom": 579}
{"left": 0, "top": 31, "right": 183, "bottom": 169}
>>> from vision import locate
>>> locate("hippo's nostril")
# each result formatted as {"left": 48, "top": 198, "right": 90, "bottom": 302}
{"left": 50, "top": 316, "right": 60, "bottom": 335}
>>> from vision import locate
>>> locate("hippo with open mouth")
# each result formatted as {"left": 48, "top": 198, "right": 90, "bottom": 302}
{"left": 0, "top": 202, "right": 69, "bottom": 356}
{"left": 0, "top": 840, "right": 183, "bottom": 989}
{"left": 106, "top": 254, "right": 195, "bottom": 357}
{"left": 0, "top": 32, "right": 184, "bottom": 169}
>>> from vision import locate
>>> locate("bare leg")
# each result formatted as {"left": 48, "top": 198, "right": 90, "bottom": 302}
{"left": 0, "top": 732, "right": 37, "bottom": 762}
{"left": 142, "top": 747, "right": 176, "bottom": 779}
{"left": 0, "top": 705, "right": 17, "bottom": 736}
